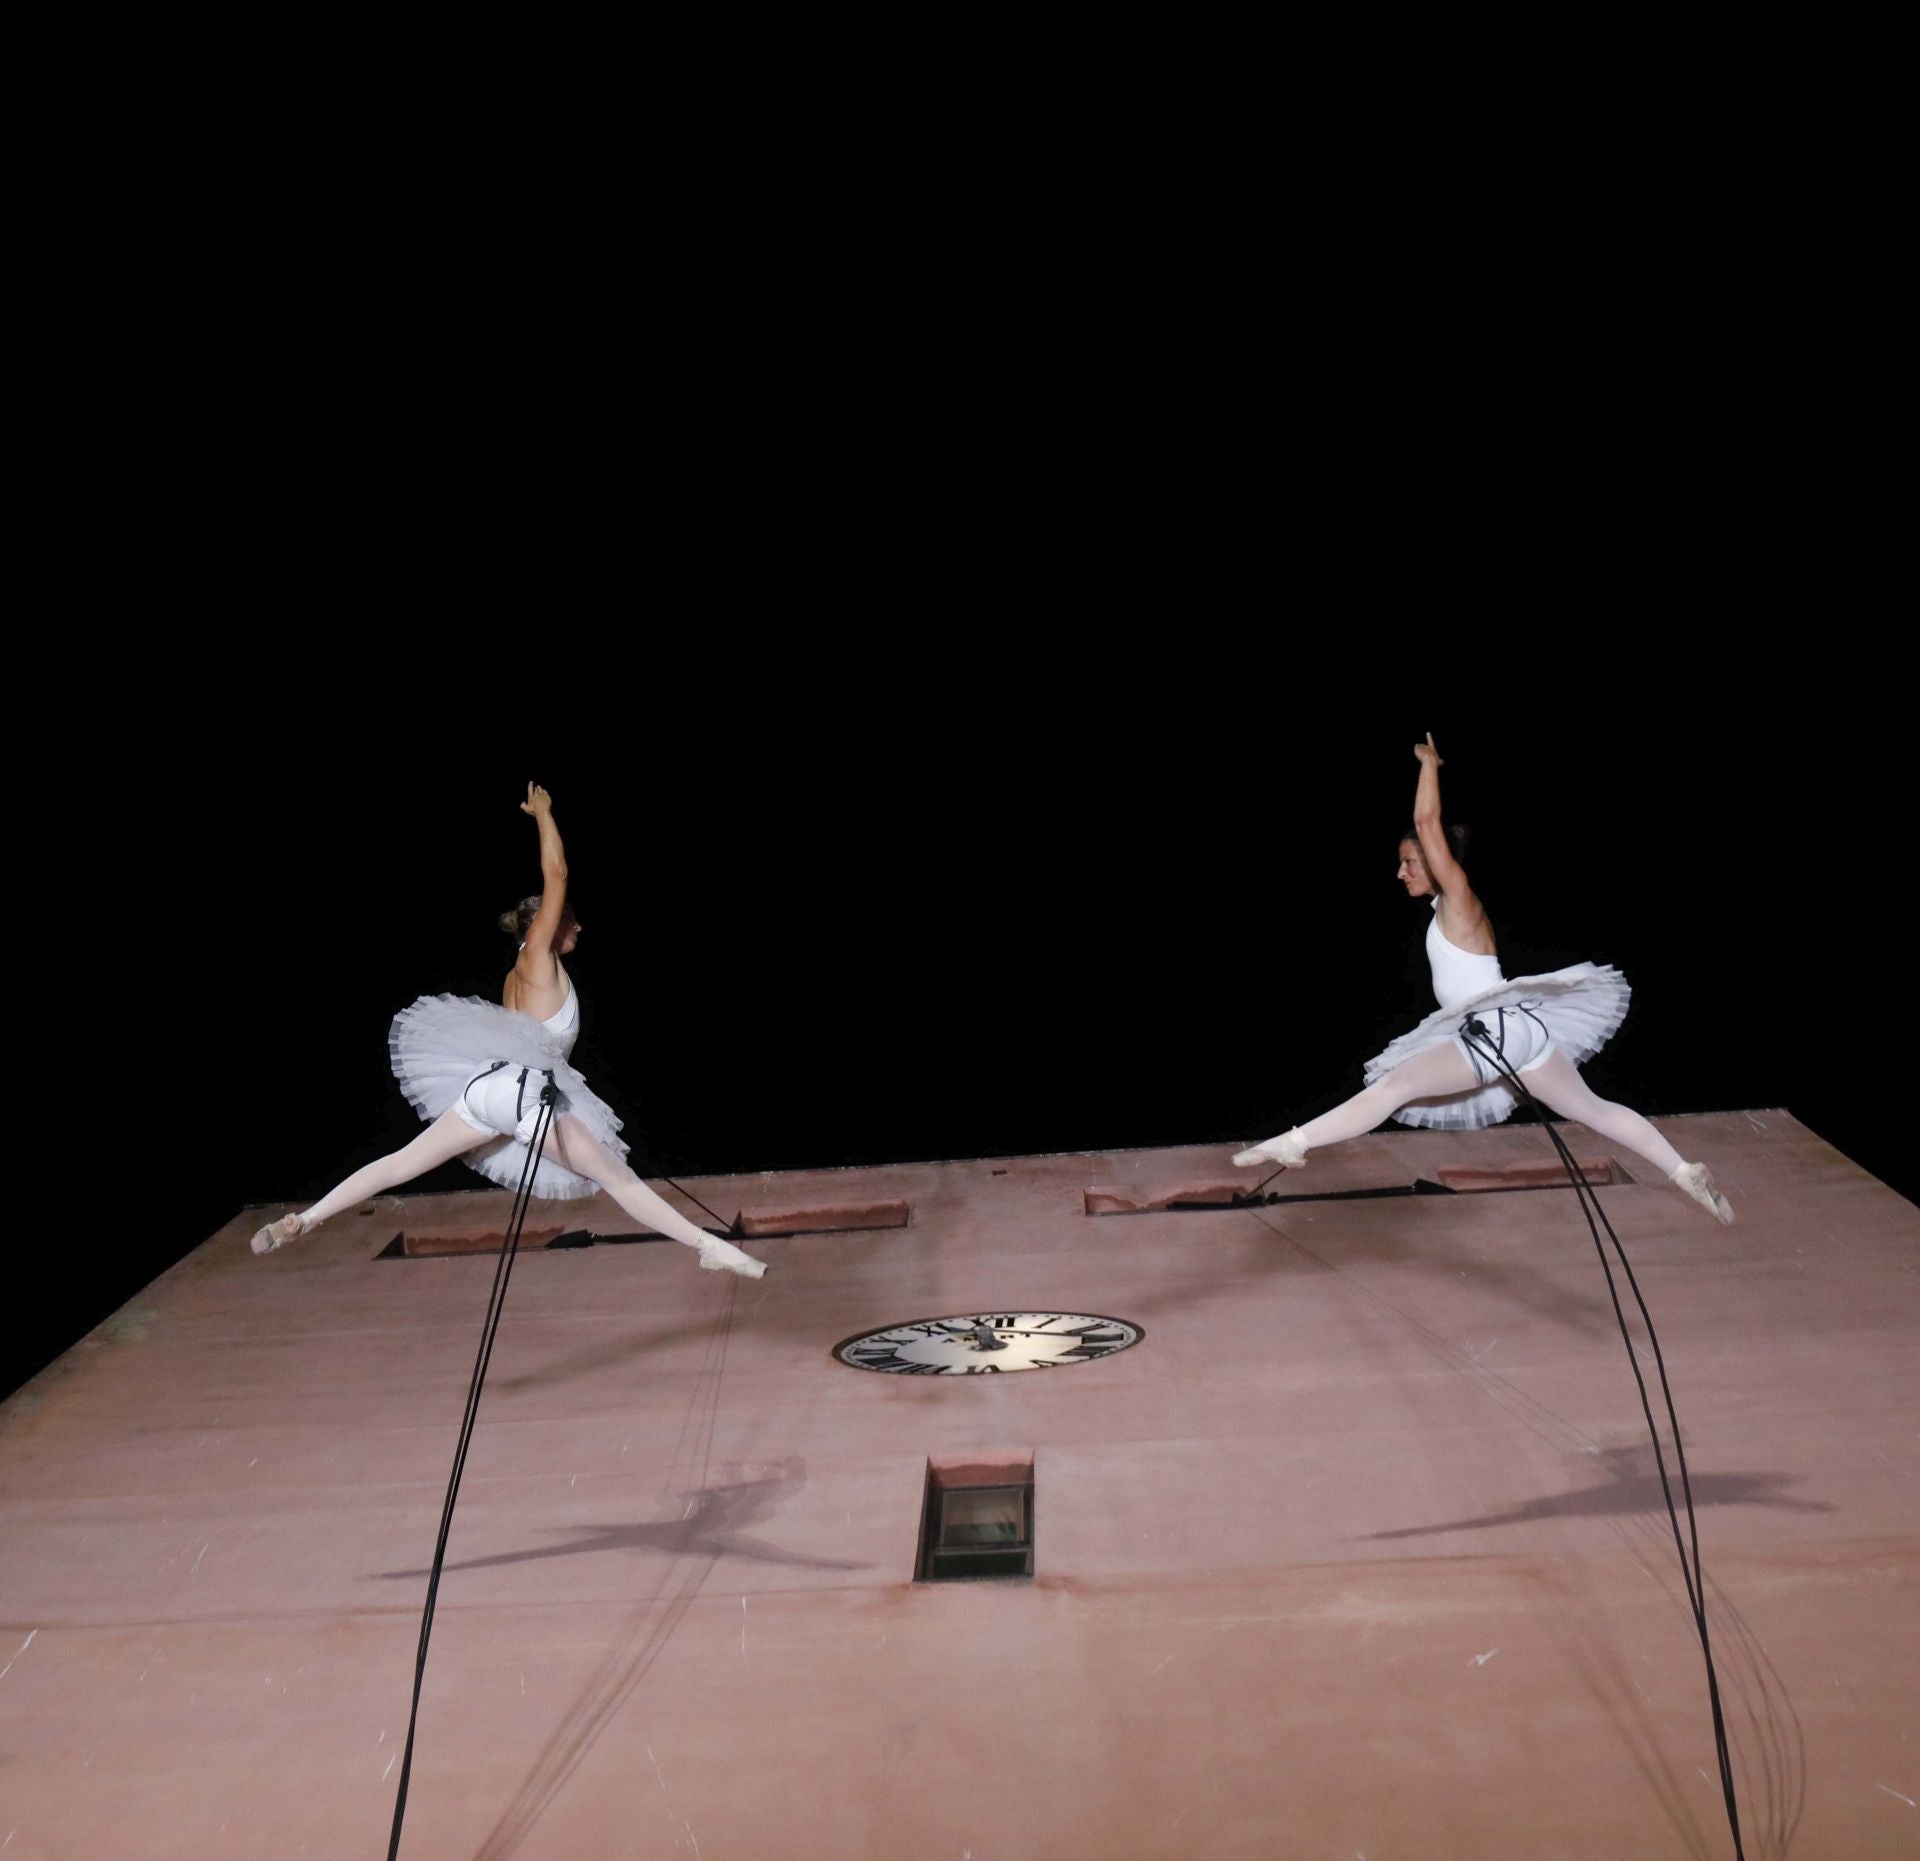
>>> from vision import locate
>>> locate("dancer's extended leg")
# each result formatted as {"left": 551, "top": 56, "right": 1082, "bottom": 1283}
{"left": 253, "top": 1108, "right": 495, "bottom": 1252}
{"left": 548, "top": 1115, "right": 767, "bottom": 1278}
{"left": 1513, "top": 1051, "right": 1733, "bottom": 1222}
{"left": 1511, "top": 1051, "right": 1683, "bottom": 1175}
{"left": 1234, "top": 1042, "right": 1480, "bottom": 1168}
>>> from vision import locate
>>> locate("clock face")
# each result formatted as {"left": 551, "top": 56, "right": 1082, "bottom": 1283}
{"left": 832, "top": 1312, "right": 1143, "bottom": 1375}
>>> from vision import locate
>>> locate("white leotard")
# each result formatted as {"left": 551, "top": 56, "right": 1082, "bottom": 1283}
{"left": 513, "top": 945, "right": 579, "bottom": 1055}
{"left": 1426, "top": 899, "right": 1505, "bottom": 1010}
{"left": 538, "top": 976, "right": 579, "bottom": 1055}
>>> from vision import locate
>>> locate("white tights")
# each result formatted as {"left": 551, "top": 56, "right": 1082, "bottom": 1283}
{"left": 296, "top": 1109, "right": 726, "bottom": 1253}
{"left": 1295, "top": 1045, "right": 1687, "bottom": 1178}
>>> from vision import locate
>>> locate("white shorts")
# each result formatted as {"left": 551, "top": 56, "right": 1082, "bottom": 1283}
{"left": 456, "top": 1061, "right": 562, "bottom": 1145}
{"left": 1451, "top": 1003, "right": 1555, "bottom": 1087}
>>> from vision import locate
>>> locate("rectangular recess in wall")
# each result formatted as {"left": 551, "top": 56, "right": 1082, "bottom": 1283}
{"left": 917, "top": 1451, "right": 1035, "bottom": 1583}
{"left": 1086, "top": 1155, "right": 1629, "bottom": 1215}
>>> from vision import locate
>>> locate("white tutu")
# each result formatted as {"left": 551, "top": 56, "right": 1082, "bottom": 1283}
{"left": 388, "top": 994, "right": 627, "bottom": 1200}
{"left": 1363, "top": 963, "right": 1631, "bottom": 1130}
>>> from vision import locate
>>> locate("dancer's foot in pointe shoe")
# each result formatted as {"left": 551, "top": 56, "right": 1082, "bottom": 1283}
{"left": 1669, "top": 1162, "right": 1734, "bottom": 1224}
{"left": 1232, "top": 1128, "right": 1309, "bottom": 1171}
{"left": 251, "top": 1213, "right": 305, "bottom": 1255}
{"left": 697, "top": 1234, "right": 767, "bottom": 1278}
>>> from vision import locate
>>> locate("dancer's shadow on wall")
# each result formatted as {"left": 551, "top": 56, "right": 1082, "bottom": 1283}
{"left": 1367, "top": 1445, "right": 1817, "bottom": 1854}
{"left": 373, "top": 1457, "right": 867, "bottom": 1581}
{"left": 1361, "top": 1445, "right": 1832, "bottom": 1542}
{"left": 430, "top": 1455, "right": 857, "bottom": 1860}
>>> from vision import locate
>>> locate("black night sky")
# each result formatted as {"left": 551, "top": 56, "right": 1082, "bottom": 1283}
{"left": 18, "top": 649, "right": 1902, "bottom": 1400}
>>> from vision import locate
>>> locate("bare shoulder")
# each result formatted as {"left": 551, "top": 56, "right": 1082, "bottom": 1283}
{"left": 1436, "top": 890, "right": 1498, "bottom": 957}
{"left": 505, "top": 951, "right": 565, "bottom": 1019}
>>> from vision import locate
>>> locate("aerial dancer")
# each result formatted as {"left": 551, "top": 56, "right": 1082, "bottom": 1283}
{"left": 251, "top": 783, "right": 767, "bottom": 1276}
{"left": 1233, "top": 735, "right": 1733, "bottom": 1223}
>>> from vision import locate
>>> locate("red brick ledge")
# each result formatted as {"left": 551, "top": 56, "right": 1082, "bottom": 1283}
{"left": 401, "top": 1217, "right": 570, "bottom": 1257}
{"left": 930, "top": 1448, "right": 1034, "bottom": 1489}
{"left": 733, "top": 1199, "right": 911, "bottom": 1238}
{"left": 1086, "top": 1157, "right": 1622, "bottom": 1213}
{"left": 1434, "top": 1157, "right": 1618, "bottom": 1192}
{"left": 1084, "top": 1182, "right": 1244, "bottom": 1216}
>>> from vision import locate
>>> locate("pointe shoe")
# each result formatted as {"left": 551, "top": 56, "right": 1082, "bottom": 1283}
{"left": 1232, "top": 1128, "right": 1309, "bottom": 1171}
{"left": 697, "top": 1235, "right": 768, "bottom": 1279}
{"left": 251, "top": 1213, "right": 305, "bottom": 1255}
{"left": 1669, "top": 1162, "right": 1734, "bottom": 1225}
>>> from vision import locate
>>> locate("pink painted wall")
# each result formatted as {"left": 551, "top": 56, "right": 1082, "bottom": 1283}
{"left": 1, "top": 1111, "right": 1915, "bottom": 1857}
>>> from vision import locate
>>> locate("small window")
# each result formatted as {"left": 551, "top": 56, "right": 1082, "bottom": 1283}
{"left": 917, "top": 1464, "right": 1034, "bottom": 1582}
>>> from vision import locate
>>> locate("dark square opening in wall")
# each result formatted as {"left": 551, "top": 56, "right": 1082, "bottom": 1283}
{"left": 917, "top": 1455, "right": 1034, "bottom": 1582}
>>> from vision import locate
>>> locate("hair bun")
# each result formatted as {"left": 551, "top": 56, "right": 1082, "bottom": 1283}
{"left": 499, "top": 894, "right": 545, "bottom": 940}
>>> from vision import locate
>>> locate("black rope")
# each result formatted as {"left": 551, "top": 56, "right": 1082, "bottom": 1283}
{"left": 657, "top": 1174, "right": 734, "bottom": 1234}
{"left": 1246, "top": 1160, "right": 1290, "bottom": 1199}
{"left": 387, "top": 1070, "right": 559, "bottom": 1861}
{"left": 1459, "top": 1016, "right": 1746, "bottom": 1861}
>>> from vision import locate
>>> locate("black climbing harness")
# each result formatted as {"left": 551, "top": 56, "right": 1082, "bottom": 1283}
{"left": 461, "top": 1060, "right": 733, "bottom": 1235}
{"left": 1459, "top": 998, "right": 1548, "bottom": 1085}
{"left": 459, "top": 1058, "right": 549, "bottom": 1134}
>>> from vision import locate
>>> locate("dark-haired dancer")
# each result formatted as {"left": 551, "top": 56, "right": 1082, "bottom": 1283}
{"left": 1233, "top": 736, "right": 1733, "bottom": 1223}
{"left": 251, "top": 784, "right": 766, "bottom": 1276}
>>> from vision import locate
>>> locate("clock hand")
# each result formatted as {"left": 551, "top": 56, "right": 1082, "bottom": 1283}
{"left": 972, "top": 1329, "right": 1113, "bottom": 1338}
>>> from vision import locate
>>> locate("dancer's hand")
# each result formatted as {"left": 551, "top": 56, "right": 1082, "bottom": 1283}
{"left": 521, "top": 782, "right": 554, "bottom": 818}
{"left": 1413, "top": 732, "right": 1443, "bottom": 768}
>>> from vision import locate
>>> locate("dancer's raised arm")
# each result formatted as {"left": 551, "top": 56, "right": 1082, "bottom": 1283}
{"left": 1410, "top": 733, "right": 1488, "bottom": 946}
{"left": 514, "top": 783, "right": 570, "bottom": 988}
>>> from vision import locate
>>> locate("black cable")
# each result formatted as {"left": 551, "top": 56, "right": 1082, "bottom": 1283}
{"left": 1245, "top": 1160, "right": 1290, "bottom": 1199}
{"left": 657, "top": 1174, "right": 733, "bottom": 1233}
{"left": 1459, "top": 1018, "right": 1746, "bottom": 1861}
{"left": 387, "top": 1070, "right": 559, "bottom": 1861}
